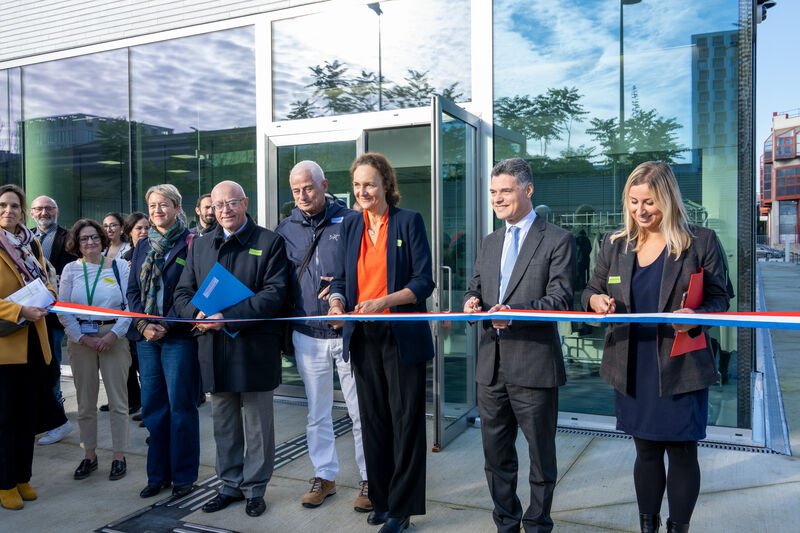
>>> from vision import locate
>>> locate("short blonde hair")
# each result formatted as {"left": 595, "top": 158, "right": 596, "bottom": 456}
{"left": 145, "top": 184, "right": 186, "bottom": 225}
{"left": 611, "top": 161, "right": 693, "bottom": 259}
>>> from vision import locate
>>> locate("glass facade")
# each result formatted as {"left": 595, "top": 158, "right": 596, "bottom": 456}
{"left": 0, "top": 68, "right": 22, "bottom": 186}
{"left": 493, "top": 0, "right": 744, "bottom": 427}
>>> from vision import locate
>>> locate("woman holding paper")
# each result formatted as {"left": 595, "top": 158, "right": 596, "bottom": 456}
{"left": 0, "top": 184, "right": 61, "bottom": 511}
{"left": 328, "top": 153, "right": 434, "bottom": 532}
{"left": 58, "top": 219, "right": 131, "bottom": 481}
{"left": 582, "top": 162, "right": 729, "bottom": 533}
{"left": 126, "top": 184, "right": 199, "bottom": 500}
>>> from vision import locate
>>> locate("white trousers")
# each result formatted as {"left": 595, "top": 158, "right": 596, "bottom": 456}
{"left": 293, "top": 330, "right": 367, "bottom": 481}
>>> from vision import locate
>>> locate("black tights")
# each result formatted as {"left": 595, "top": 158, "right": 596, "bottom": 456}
{"left": 633, "top": 438, "right": 700, "bottom": 524}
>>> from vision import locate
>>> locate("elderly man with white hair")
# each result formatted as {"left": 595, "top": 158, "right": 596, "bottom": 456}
{"left": 175, "top": 180, "right": 289, "bottom": 518}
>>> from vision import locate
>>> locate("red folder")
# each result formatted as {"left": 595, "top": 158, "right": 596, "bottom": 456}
{"left": 670, "top": 269, "right": 706, "bottom": 357}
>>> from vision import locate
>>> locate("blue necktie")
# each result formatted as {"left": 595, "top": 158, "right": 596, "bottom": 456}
{"left": 499, "top": 225, "right": 519, "bottom": 302}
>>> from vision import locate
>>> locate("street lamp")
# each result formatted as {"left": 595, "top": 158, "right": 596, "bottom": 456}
{"left": 367, "top": 3, "right": 383, "bottom": 111}
{"left": 190, "top": 126, "right": 201, "bottom": 199}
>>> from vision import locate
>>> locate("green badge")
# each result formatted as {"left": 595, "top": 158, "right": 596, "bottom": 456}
{"left": 175, "top": 257, "right": 185, "bottom": 266}
{"left": 608, "top": 275, "right": 621, "bottom": 284}
{"left": 396, "top": 239, "right": 403, "bottom": 247}
{"left": 249, "top": 248, "right": 262, "bottom": 256}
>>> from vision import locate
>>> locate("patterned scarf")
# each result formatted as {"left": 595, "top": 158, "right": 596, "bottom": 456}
{"left": 0, "top": 225, "right": 48, "bottom": 283}
{"left": 139, "top": 219, "right": 185, "bottom": 315}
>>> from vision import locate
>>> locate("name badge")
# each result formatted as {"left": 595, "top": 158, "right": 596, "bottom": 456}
{"left": 608, "top": 275, "right": 621, "bottom": 284}
{"left": 249, "top": 248, "right": 262, "bottom": 256}
{"left": 103, "top": 277, "right": 116, "bottom": 285}
{"left": 396, "top": 239, "right": 403, "bottom": 247}
{"left": 175, "top": 257, "right": 186, "bottom": 266}
{"left": 331, "top": 217, "right": 343, "bottom": 224}
{"left": 80, "top": 321, "right": 99, "bottom": 334}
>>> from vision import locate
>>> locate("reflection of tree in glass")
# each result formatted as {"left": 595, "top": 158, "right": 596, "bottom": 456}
{"left": 95, "top": 117, "right": 129, "bottom": 164}
{"left": 285, "top": 62, "right": 463, "bottom": 120}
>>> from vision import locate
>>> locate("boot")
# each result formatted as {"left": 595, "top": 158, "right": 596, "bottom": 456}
{"left": 0, "top": 488, "right": 23, "bottom": 510}
{"left": 666, "top": 518, "right": 690, "bottom": 533}
{"left": 640, "top": 513, "right": 661, "bottom": 532}
{"left": 16, "top": 483, "right": 37, "bottom": 501}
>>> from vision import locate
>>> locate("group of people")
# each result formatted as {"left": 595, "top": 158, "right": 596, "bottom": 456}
{"left": 0, "top": 155, "right": 728, "bottom": 533}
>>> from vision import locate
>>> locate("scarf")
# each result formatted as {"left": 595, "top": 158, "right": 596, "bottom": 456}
{"left": 0, "top": 225, "right": 48, "bottom": 284}
{"left": 139, "top": 219, "right": 185, "bottom": 315}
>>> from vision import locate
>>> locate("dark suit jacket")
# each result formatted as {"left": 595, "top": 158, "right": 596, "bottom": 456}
{"left": 331, "top": 206, "right": 435, "bottom": 365}
{"left": 463, "top": 215, "right": 576, "bottom": 388}
{"left": 126, "top": 228, "right": 194, "bottom": 341}
{"left": 580, "top": 225, "right": 730, "bottom": 397}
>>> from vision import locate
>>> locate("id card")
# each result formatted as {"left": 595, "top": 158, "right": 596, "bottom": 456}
{"left": 80, "top": 321, "right": 99, "bottom": 334}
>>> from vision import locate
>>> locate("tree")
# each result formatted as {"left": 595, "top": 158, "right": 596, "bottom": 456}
{"left": 307, "top": 60, "right": 354, "bottom": 115}
{"left": 545, "top": 87, "right": 588, "bottom": 151}
{"left": 386, "top": 69, "right": 436, "bottom": 108}
{"left": 347, "top": 70, "right": 381, "bottom": 113}
{"left": 494, "top": 94, "right": 563, "bottom": 156}
{"left": 286, "top": 99, "right": 316, "bottom": 120}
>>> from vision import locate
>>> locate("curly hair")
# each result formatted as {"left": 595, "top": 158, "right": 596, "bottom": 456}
{"left": 66, "top": 219, "right": 110, "bottom": 257}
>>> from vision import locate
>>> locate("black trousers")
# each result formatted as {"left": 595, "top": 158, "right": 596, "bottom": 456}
{"left": 127, "top": 340, "right": 141, "bottom": 409}
{"left": 351, "top": 322, "right": 427, "bottom": 517}
{"left": 477, "top": 344, "right": 559, "bottom": 533}
{"left": 0, "top": 328, "right": 64, "bottom": 490}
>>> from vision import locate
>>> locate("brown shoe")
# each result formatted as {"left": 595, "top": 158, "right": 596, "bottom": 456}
{"left": 354, "top": 480, "right": 372, "bottom": 512}
{"left": 301, "top": 477, "right": 336, "bottom": 508}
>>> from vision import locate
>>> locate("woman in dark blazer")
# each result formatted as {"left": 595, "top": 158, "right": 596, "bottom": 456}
{"left": 328, "top": 153, "right": 434, "bottom": 533}
{"left": 582, "top": 162, "right": 729, "bottom": 533}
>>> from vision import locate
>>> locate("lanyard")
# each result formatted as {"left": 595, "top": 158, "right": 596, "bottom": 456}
{"left": 82, "top": 256, "right": 105, "bottom": 306}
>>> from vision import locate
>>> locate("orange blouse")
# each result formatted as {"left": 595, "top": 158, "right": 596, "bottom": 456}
{"left": 356, "top": 208, "right": 390, "bottom": 313}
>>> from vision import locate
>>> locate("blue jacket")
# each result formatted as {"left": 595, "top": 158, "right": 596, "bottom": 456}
{"left": 331, "top": 205, "right": 435, "bottom": 365}
{"left": 276, "top": 198, "right": 355, "bottom": 339}
{"left": 126, "top": 228, "right": 194, "bottom": 341}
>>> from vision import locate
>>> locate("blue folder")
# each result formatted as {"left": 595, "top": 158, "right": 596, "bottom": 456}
{"left": 190, "top": 262, "right": 254, "bottom": 337}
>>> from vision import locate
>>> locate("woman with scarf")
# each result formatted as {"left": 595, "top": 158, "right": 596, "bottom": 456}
{"left": 126, "top": 184, "right": 199, "bottom": 500}
{"left": 0, "top": 184, "right": 64, "bottom": 511}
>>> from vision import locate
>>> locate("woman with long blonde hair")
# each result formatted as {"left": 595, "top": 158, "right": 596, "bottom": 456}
{"left": 582, "top": 162, "right": 730, "bottom": 533}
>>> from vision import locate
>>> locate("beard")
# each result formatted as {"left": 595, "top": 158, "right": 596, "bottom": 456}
{"left": 35, "top": 215, "right": 56, "bottom": 229}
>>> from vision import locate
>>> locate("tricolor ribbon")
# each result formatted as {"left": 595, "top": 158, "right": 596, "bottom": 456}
{"left": 47, "top": 302, "right": 800, "bottom": 330}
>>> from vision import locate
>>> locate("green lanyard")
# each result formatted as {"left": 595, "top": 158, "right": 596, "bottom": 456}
{"left": 82, "top": 256, "right": 105, "bottom": 306}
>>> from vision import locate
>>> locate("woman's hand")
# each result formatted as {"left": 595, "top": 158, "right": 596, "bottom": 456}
{"left": 327, "top": 299, "right": 345, "bottom": 329}
{"left": 354, "top": 298, "right": 386, "bottom": 315}
{"left": 143, "top": 323, "right": 167, "bottom": 342}
{"left": 671, "top": 308, "right": 695, "bottom": 333}
{"left": 589, "top": 294, "right": 615, "bottom": 314}
{"left": 21, "top": 305, "right": 48, "bottom": 322}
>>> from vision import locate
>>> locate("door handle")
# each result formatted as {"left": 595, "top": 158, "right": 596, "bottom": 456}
{"left": 441, "top": 265, "right": 453, "bottom": 313}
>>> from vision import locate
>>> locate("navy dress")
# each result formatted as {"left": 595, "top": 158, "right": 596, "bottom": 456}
{"left": 615, "top": 249, "right": 708, "bottom": 442}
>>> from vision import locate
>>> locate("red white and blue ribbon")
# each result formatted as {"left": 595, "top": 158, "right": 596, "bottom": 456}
{"left": 47, "top": 301, "right": 800, "bottom": 330}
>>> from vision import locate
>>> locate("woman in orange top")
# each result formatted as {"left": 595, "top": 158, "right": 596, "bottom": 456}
{"left": 329, "top": 153, "right": 434, "bottom": 533}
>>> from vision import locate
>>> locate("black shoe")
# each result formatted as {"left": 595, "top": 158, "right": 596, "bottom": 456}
{"left": 172, "top": 484, "right": 194, "bottom": 498}
{"left": 140, "top": 483, "right": 171, "bottom": 498}
{"left": 99, "top": 404, "right": 110, "bottom": 412}
{"left": 245, "top": 496, "right": 266, "bottom": 517}
{"left": 640, "top": 513, "right": 661, "bottom": 533}
{"left": 379, "top": 516, "right": 410, "bottom": 533}
{"left": 74, "top": 457, "right": 98, "bottom": 480}
{"left": 129, "top": 404, "right": 141, "bottom": 415}
{"left": 132, "top": 413, "right": 143, "bottom": 421}
{"left": 202, "top": 493, "right": 245, "bottom": 513}
{"left": 368, "top": 510, "right": 389, "bottom": 525}
{"left": 109, "top": 457, "right": 127, "bottom": 480}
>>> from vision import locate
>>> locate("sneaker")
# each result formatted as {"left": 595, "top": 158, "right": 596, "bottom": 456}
{"left": 38, "top": 420, "right": 73, "bottom": 445}
{"left": 354, "top": 480, "right": 372, "bottom": 512}
{"left": 301, "top": 477, "right": 336, "bottom": 508}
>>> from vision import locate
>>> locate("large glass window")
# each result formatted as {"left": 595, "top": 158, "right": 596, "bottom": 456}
{"left": 271, "top": 0, "right": 471, "bottom": 121}
{"left": 22, "top": 51, "right": 130, "bottom": 225}
{"left": 493, "top": 0, "right": 743, "bottom": 427}
{"left": 130, "top": 27, "right": 257, "bottom": 223}
{"left": 0, "top": 68, "right": 22, "bottom": 186}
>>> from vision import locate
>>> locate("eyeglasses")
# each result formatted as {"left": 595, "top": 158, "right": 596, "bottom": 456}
{"left": 211, "top": 198, "right": 246, "bottom": 211}
{"left": 31, "top": 206, "right": 56, "bottom": 212}
{"left": 103, "top": 223, "right": 120, "bottom": 229}
{"left": 79, "top": 234, "right": 102, "bottom": 244}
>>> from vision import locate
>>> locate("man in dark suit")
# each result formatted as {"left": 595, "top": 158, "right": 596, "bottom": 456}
{"left": 463, "top": 158, "right": 575, "bottom": 533}
{"left": 30, "top": 195, "right": 77, "bottom": 446}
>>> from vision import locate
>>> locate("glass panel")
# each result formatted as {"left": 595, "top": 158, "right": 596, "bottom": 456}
{"left": 493, "top": 1, "right": 743, "bottom": 426}
{"left": 0, "top": 68, "right": 22, "bottom": 186}
{"left": 130, "top": 27, "right": 256, "bottom": 223}
{"left": 274, "top": 139, "right": 358, "bottom": 390}
{"left": 271, "top": 0, "right": 471, "bottom": 120}
{"left": 438, "top": 111, "right": 477, "bottom": 427}
{"left": 22, "top": 51, "right": 130, "bottom": 225}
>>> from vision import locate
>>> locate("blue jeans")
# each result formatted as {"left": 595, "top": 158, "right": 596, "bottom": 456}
{"left": 51, "top": 329, "right": 65, "bottom": 404}
{"left": 137, "top": 337, "right": 200, "bottom": 487}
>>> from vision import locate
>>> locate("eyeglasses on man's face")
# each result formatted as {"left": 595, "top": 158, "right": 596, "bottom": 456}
{"left": 31, "top": 206, "right": 56, "bottom": 213}
{"left": 211, "top": 198, "right": 246, "bottom": 211}
{"left": 79, "top": 234, "right": 102, "bottom": 244}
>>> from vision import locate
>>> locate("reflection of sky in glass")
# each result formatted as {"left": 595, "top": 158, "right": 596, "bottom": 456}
{"left": 23, "top": 50, "right": 128, "bottom": 119}
{"left": 494, "top": 0, "right": 737, "bottom": 161}
{"left": 272, "top": 0, "right": 471, "bottom": 120}
{"left": 131, "top": 27, "right": 255, "bottom": 132}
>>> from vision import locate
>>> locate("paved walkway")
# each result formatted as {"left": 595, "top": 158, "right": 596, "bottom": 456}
{"left": 3, "top": 263, "right": 800, "bottom": 532}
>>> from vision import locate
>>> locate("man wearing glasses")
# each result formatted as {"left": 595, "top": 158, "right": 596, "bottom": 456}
{"left": 30, "top": 196, "right": 77, "bottom": 446}
{"left": 175, "top": 181, "right": 289, "bottom": 518}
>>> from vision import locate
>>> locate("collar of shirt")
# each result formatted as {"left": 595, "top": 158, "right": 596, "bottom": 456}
{"left": 37, "top": 224, "right": 57, "bottom": 237}
{"left": 504, "top": 207, "right": 536, "bottom": 245}
{"left": 222, "top": 220, "right": 248, "bottom": 240}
